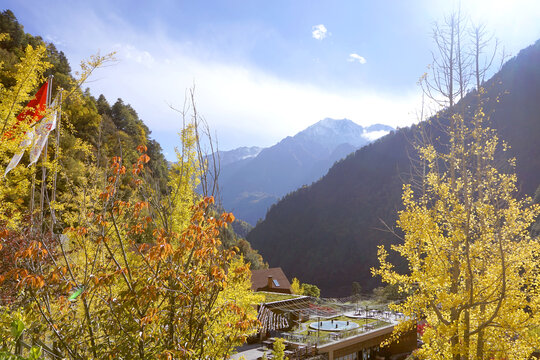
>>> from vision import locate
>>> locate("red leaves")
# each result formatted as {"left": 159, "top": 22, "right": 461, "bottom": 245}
{"left": 99, "top": 191, "right": 111, "bottom": 201}
{"left": 15, "top": 241, "right": 48, "bottom": 260}
{"left": 19, "top": 274, "right": 45, "bottom": 290}
{"left": 210, "top": 266, "right": 225, "bottom": 281}
{"left": 138, "top": 243, "right": 149, "bottom": 253}
{"left": 76, "top": 227, "right": 88, "bottom": 236}
{"left": 132, "top": 148, "right": 151, "bottom": 175}
{"left": 130, "top": 223, "right": 145, "bottom": 235}
{"left": 132, "top": 163, "right": 143, "bottom": 175}
{"left": 109, "top": 156, "right": 127, "bottom": 178}
{"left": 234, "top": 263, "right": 250, "bottom": 275}
{"left": 133, "top": 201, "right": 148, "bottom": 217}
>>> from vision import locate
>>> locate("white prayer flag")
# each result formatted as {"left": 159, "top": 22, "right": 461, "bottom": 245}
{"left": 28, "top": 98, "right": 58, "bottom": 166}
{"left": 3, "top": 130, "right": 36, "bottom": 177}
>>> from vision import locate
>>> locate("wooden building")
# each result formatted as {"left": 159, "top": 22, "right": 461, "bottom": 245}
{"left": 251, "top": 267, "right": 292, "bottom": 294}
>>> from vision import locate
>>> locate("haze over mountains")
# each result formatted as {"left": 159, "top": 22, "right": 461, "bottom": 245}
{"left": 247, "top": 39, "right": 540, "bottom": 297}
{"left": 216, "top": 119, "right": 393, "bottom": 225}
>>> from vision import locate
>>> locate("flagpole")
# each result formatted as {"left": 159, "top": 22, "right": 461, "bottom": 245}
{"left": 30, "top": 78, "right": 51, "bottom": 226}
{"left": 39, "top": 75, "right": 53, "bottom": 228}
{"left": 30, "top": 169, "right": 36, "bottom": 225}
{"left": 51, "top": 88, "right": 63, "bottom": 227}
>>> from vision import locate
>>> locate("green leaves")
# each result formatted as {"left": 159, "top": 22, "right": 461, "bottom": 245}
{"left": 27, "top": 347, "right": 41, "bottom": 360}
{"left": 67, "top": 287, "right": 84, "bottom": 301}
{"left": 0, "top": 318, "right": 40, "bottom": 360}
{"left": 0, "top": 347, "right": 42, "bottom": 360}
{"left": 9, "top": 319, "right": 24, "bottom": 341}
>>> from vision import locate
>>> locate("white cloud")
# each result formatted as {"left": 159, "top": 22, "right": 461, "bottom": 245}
{"left": 27, "top": 7, "right": 418, "bottom": 156}
{"left": 45, "top": 34, "right": 65, "bottom": 46}
{"left": 362, "top": 130, "right": 390, "bottom": 141}
{"left": 312, "top": 24, "right": 328, "bottom": 40}
{"left": 116, "top": 44, "right": 155, "bottom": 66}
{"left": 88, "top": 44, "right": 419, "bottom": 154}
{"left": 348, "top": 53, "right": 367, "bottom": 64}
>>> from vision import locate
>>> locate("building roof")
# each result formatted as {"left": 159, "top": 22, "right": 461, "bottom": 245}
{"left": 251, "top": 267, "right": 292, "bottom": 293}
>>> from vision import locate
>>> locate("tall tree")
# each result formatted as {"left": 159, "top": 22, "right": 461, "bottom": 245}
{"left": 0, "top": 34, "right": 50, "bottom": 227}
{"left": 374, "top": 11, "right": 540, "bottom": 360}
{"left": 373, "top": 110, "right": 540, "bottom": 358}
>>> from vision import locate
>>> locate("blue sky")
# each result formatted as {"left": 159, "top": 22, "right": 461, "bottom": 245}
{"left": 4, "top": 0, "right": 540, "bottom": 160}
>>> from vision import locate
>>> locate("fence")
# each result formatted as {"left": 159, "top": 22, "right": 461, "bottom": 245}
{"left": 278, "top": 319, "right": 391, "bottom": 347}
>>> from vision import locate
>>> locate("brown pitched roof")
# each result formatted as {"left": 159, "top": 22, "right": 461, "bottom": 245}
{"left": 251, "top": 267, "right": 292, "bottom": 293}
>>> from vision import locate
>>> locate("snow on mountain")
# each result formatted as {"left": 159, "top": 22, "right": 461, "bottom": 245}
{"left": 295, "top": 118, "right": 368, "bottom": 149}
{"left": 216, "top": 119, "right": 394, "bottom": 225}
{"left": 215, "top": 146, "right": 262, "bottom": 166}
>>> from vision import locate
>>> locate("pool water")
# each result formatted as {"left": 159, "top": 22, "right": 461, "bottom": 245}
{"left": 309, "top": 320, "right": 360, "bottom": 332}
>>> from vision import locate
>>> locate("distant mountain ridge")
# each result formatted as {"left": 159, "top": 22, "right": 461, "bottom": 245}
{"left": 246, "top": 39, "right": 540, "bottom": 297}
{"left": 216, "top": 119, "right": 393, "bottom": 225}
{"left": 216, "top": 146, "right": 262, "bottom": 166}
{"left": 294, "top": 118, "right": 392, "bottom": 149}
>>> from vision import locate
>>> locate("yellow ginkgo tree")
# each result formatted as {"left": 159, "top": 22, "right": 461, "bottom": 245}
{"left": 374, "top": 11, "right": 540, "bottom": 359}
{"left": 373, "top": 103, "right": 540, "bottom": 359}
{"left": 0, "top": 36, "right": 50, "bottom": 227}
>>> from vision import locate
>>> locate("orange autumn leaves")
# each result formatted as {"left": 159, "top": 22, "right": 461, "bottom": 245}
{"left": 0, "top": 145, "right": 260, "bottom": 359}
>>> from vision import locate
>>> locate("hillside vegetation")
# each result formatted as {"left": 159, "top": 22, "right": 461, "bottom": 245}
{"left": 0, "top": 10, "right": 264, "bottom": 271}
{"left": 0, "top": 9, "right": 265, "bottom": 358}
{"left": 248, "top": 39, "right": 540, "bottom": 297}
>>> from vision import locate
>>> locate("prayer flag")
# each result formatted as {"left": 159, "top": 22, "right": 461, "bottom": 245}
{"left": 3, "top": 130, "right": 35, "bottom": 177}
{"left": 28, "top": 97, "right": 58, "bottom": 166}
{"left": 3, "top": 81, "right": 48, "bottom": 139}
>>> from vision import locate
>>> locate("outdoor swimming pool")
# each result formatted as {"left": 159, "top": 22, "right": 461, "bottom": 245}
{"left": 309, "top": 320, "right": 360, "bottom": 332}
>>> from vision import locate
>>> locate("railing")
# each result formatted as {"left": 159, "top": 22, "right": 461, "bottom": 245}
{"left": 278, "top": 319, "right": 392, "bottom": 346}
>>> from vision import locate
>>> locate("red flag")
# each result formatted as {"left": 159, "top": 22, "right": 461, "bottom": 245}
{"left": 3, "top": 81, "right": 48, "bottom": 139}
{"left": 17, "top": 81, "right": 48, "bottom": 124}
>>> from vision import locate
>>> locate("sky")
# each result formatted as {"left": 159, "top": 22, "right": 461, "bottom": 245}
{"left": 3, "top": 0, "right": 540, "bottom": 160}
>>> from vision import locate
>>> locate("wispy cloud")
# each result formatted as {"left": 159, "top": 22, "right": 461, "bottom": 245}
{"left": 312, "top": 24, "right": 328, "bottom": 40}
{"left": 117, "top": 44, "right": 155, "bottom": 66}
{"left": 90, "top": 43, "right": 418, "bottom": 153}
{"left": 17, "top": 6, "right": 418, "bottom": 157}
{"left": 348, "top": 53, "right": 367, "bottom": 64}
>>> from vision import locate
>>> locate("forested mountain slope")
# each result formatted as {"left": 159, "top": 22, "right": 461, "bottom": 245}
{"left": 247, "top": 39, "right": 540, "bottom": 297}
{"left": 0, "top": 10, "right": 169, "bottom": 194}
{"left": 217, "top": 119, "right": 393, "bottom": 225}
